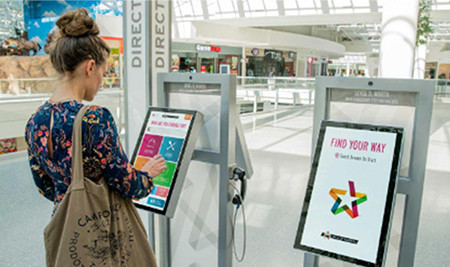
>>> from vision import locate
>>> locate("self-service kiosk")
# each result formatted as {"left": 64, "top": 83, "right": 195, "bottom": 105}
{"left": 130, "top": 73, "right": 252, "bottom": 267}
{"left": 131, "top": 107, "right": 203, "bottom": 218}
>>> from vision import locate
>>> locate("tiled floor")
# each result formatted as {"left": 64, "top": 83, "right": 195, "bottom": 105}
{"left": 1, "top": 101, "right": 449, "bottom": 267}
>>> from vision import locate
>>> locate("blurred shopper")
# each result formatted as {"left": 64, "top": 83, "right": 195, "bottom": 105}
{"left": 25, "top": 8, "right": 162, "bottom": 266}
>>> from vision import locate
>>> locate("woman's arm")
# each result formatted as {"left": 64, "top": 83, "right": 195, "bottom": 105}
{"left": 83, "top": 106, "right": 159, "bottom": 199}
{"left": 25, "top": 123, "right": 54, "bottom": 201}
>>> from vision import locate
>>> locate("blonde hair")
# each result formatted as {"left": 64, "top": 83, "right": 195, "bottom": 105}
{"left": 48, "top": 8, "right": 110, "bottom": 74}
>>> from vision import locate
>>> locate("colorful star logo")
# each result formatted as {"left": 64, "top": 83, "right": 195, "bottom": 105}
{"left": 329, "top": 181, "right": 367, "bottom": 219}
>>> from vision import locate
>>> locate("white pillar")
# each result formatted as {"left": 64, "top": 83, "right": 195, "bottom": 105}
{"left": 378, "top": 0, "right": 419, "bottom": 78}
{"left": 413, "top": 44, "right": 427, "bottom": 79}
{"left": 346, "top": 63, "right": 350, "bottom": 77}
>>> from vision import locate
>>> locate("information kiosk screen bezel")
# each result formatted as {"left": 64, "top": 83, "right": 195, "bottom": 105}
{"left": 131, "top": 107, "right": 199, "bottom": 215}
{"left": 294, "top": 120, "right": 403, "bottom": 267}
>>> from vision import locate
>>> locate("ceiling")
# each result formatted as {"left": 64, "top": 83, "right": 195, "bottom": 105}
{"left": 173, "top": 0, "right": 450, "bottom": 57}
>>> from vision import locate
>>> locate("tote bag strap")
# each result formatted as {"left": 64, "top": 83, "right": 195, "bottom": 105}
{"left": 71, "top": 105, "right": 90, "bottom": 190}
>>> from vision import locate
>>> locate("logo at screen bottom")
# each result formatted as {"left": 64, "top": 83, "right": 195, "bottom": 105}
{"left": 321, "top": 231, "right": 359, "bottom": 244}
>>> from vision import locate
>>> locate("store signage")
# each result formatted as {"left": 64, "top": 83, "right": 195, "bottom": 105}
{"left": 306, "top": 57, "right": 317, "bottom": 64}
{"left": 125, "top": 0, "right": 148, "bottom": 154}
{"left": 251, "top": 48, "right": 260, "bottom": 56}
{"left": 196, "top": 44, "right": 221, "bottom": 52}
{"left": 294, "top": 121, "right": 403, "bottom": 267}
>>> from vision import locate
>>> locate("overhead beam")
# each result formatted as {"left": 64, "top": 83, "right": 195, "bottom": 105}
{"left": 208, "top": 12, "right": 382, "bottom": 27}
{"left": 237, "top": 0, "right": 245, "bottom": 18}
{"left": 200, "top": 0, "right": 209, "bottom": 20}
{"left": 277, "top": 0, "right": 285, "bottom": 16}
{"left": 321, "top": 0, "right": 330, "bottom": 14}
{"left": 369, "top": 0, "right": 378, "bottom": 12}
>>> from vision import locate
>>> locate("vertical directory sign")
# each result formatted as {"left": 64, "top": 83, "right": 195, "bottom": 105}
{"left": 131, "top": 107, "right": 202, "bottom": 218}
{"left": 124, "top": 0, "right": 148, "bottom": 155}
{"left": 294, "top": 121, "right": 403, "bottom": 267}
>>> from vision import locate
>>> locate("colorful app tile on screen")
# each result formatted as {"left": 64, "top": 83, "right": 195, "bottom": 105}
{"left": 159, "top": 137, "right": 184, "bottom": 162}
{"left": 138, "top": 134, "right": 163, "bottom": 158}
{"left": 153, "top": 161, "right": 176, "bottom": 188}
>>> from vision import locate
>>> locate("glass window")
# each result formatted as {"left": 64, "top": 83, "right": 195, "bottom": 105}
{"left": 298, "top": 0, "right": 316, "bottom": 9}
{"left": 285, "top": 9, "right": 300, "bottom": 15}
{"left": 207, "top": 0, "right": 219, "bottom": 17}
{"left": 266, "top": 10, "right": 279, "bottom": 16}
{"left": 300, "top": 9, "right": 319, "bottom": 15}
{"left": 263, "top": 0, "right": 278, "bottom": 10}
{"left": 353, "top": 8, "right": 371, "bottom": 13}
{"left": 178, "top": 0, "right": 194, "bottom": 17}
{"left": 246, "top": 0, "right": 265, "bottom": 10}
{"left": 334, "top": 8, "right": 353, "bottom": 14}
{"left": 284, "top": 0, "right": 298, "bottom": 9}
{"left": 352, "top": 0, "right": 370, "bottom": 7}
{"left": 330, "top": 0, "right": 352, "bottom": 8}
{"left": 218, "top": 0, "right": 236, "bottom": 12}
{"left": 314, "top": 0, "right": 322, "bottom": 8}
{"left": 191, "top": 0, "right": 203, "bottom": 17}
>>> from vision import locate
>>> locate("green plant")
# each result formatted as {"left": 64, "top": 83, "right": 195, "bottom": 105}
{"left": 416, "top": 0, "right": 434, "bottom": 46}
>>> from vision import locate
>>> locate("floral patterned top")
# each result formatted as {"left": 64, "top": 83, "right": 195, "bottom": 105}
{"left": 25, "top": 100, "right": 153, "bottom": 213}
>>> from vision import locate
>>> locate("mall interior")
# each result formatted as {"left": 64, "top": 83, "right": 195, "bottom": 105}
{"left": 1, "top": 1, "right": 450, "bottom": 267}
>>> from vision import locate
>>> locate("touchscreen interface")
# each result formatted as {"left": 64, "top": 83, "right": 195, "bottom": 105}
{"left": 133, "top": 110, "right": 194, "bottom": 212}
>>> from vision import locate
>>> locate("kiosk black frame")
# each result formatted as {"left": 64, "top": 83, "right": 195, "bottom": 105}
{"left": 295, "top": 120, "right": 403, "bottom": 267}
{"left": 131, "top": 107, "right": 203, "bottom": 217}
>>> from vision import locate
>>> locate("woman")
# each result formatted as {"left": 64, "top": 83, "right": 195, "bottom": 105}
{"left": 25, "top": 8, "right": 164, "bottom": 265}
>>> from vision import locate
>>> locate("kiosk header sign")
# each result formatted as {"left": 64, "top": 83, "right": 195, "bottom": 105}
{"left": 294, "top": 121, "right": 403, "bottom": 267}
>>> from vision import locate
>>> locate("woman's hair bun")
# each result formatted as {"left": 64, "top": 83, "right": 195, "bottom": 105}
{"left": 56, "top": 8, "right": 99, "bottom": 37}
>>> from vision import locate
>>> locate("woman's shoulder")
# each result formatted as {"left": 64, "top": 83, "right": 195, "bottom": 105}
{"left": 26, "top": 101, "right": 52, "bottom": 131}
{"left": 83, "top": 105, "right": 114, "bottom": 125}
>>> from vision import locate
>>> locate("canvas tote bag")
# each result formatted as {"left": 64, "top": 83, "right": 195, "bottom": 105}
{"left": 44, "top": 105, "right": 157, "bottom": 267}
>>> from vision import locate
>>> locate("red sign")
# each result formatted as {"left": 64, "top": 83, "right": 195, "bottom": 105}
{"left": 196, "top": 44, "right": 221, "bottom": 53}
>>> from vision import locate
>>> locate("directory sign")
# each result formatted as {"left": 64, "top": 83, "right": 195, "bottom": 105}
{"left": 131, "top": 107, "right": 203, "bottom": 217}
{"left": 294, "top": 121, "right": 403, "bottom": 267}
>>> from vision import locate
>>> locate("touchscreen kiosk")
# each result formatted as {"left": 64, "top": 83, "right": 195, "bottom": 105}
{"left": 131, "top": 107, "right": 203, "bottom": 218}
{"left": 294, "top": 120, "right": 403, "bottom": 267}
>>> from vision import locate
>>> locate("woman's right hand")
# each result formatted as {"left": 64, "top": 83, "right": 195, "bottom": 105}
{"left": 141, "top": 154, "right": 166, "bottom": 178}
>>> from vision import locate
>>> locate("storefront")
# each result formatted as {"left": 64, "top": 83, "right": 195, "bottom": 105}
{"left": 171, "top": 42, "right": 242, "bottom": 74}
{"left": 101, "top": 37, "right": 123, "bottom": 89}
{"left": 327, "top": 53, "right": 367, "bottom": 77}
{"left": 245, "top": 48, "right": 297, "bottom": 77}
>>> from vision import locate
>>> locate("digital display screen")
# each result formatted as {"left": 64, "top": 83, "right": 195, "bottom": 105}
{"left": 294, "top": 121, "right": 403, "bottom": 267}
{"left": 132, "top": 109, "right": 195, "bottom": 213}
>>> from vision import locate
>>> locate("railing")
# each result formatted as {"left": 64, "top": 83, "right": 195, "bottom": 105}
{"left": 435, "top": 79, "right": 450, "bottom": 97}
{"left": 237, "top": 76, "right": 315, "bottom": 114}
{"left": 0, "top": 89, "right": 124, "bottom": 150}
{"left": 0, "top": 77, "right": 122, "bottom": 95}
{"left": 1, "top": 76, "right": 449, "bottom": 154}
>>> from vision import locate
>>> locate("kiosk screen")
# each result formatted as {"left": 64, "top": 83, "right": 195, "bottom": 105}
{"left": 131, "top": 107, "right": 202, "bottom": 216}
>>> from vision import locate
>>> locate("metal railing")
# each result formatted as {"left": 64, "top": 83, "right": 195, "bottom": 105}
{"left": 0, "top": 89, "right": 124, "bottom": 141}
{"left": 1, "top": 76, "right": 449, "bottom": 154}
{"left": 237, "top": 76, "right": 315, "bottom": 114}
{"left": 435, "top": 79, "right": 450, "bottom": 96}
{"left": 0, "top": 77, "right": 122, "bottom": 95}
